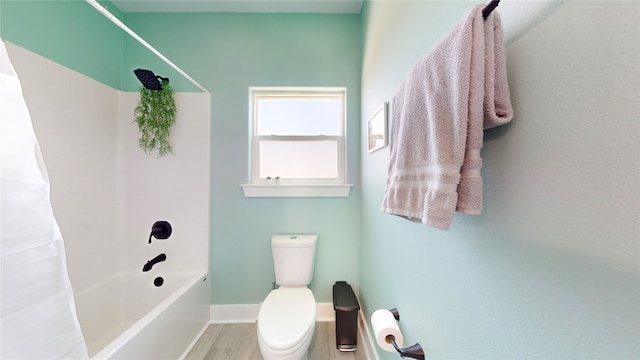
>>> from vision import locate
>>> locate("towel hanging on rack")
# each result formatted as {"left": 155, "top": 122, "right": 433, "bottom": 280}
{"left": 380, "top": 3, "right": 513, "bottom": 230}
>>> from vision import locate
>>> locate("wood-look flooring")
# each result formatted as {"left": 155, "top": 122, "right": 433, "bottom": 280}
{"left": 185, "top": 322, "right": 369, "bottom": 360}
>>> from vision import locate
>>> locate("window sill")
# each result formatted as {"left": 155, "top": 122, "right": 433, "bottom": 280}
{"left": 240, "top": 184, "right": 353, "bottom": 198}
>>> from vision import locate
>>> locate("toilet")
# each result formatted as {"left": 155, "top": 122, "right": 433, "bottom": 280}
{"left": 257, "top": 235, "right": 318, "bottom": 360}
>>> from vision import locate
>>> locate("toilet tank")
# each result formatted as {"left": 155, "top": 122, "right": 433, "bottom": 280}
{"left": 272, "top": 235, "right": 318, "bottom": 286}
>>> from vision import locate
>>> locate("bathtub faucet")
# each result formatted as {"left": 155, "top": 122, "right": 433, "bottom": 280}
{"left": 148, "top": 221, "right": 172, "bottom": 244}
{"left": 143, "top": 253, "right": 167, "bottom": 272}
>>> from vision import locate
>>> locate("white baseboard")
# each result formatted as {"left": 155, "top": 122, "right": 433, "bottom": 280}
{"left": 316, "top": 303, "right": 336, "bottom": 322}
{"left": 210, "top": 303, "right": 336, "bottom": 324}
{"left": 210, "top": 304, "right": 260, "bottom": 324}
{"left": 358, "top": 309, "right": 379, "bottom": 360}
{"left": 209, "top": 303, "right": 378, "bottom": 359}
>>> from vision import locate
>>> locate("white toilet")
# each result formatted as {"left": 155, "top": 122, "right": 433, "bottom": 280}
{"left": 257, "top": 235, "right": 318, "bottom": 360}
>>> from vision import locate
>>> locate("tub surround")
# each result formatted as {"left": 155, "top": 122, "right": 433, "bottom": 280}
{"left": 79, "top": 272, "right": 210, "bottom": 359}
{"left": 6, "top": 41, "right": 121, "bottom": 291}
{"left": 7, "top": 40, "right": 210, "bottom": 284}
{"left": 6, "top": 42, "right": 212, "bottom": 358}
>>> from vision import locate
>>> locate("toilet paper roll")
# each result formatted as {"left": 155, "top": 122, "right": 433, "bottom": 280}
{"left": 371, "top": 309, "right": 404, "bottom": 352}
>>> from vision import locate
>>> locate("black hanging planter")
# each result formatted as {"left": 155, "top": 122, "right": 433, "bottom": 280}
{"left": 133, "top": 68, "right": 176, "bottom": 157}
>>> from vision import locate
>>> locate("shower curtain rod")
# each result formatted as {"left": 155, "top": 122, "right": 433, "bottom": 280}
{"left": 85, "top": 0, "right": 208, "bottom": 93}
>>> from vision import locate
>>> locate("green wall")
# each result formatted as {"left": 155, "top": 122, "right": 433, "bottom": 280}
{"left": 123, "top": 12, "right": 362, "bottom": 304}
{"left": 360, "top": 1, "right": 639, "bottom": 358}
{"left": 3, "top": 1, "right": 638, "bottom": 358}
{"left": 0, "top": 0, "right": 124, "bottom": 89}
{"left": 2, "top": 2, "right": 362, "bottom": 305}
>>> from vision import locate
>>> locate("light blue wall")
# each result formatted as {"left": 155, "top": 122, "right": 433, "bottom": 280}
{"left": 123, "top": 12, "right": 362, "bottom": 304}
{"left": 3, "top": 1, "right": 639, "bottom": 357}
{"left": 360, "top": 1, "right": 639, "bottom": 359}
{"left": 0, "top": 0, "right": 124, "bottom": 89}
{"left": 3, "top": 2, "right": 362, "bottom": 304}
{"left": 0, "top": 0, "right": 192, "bottom": 92}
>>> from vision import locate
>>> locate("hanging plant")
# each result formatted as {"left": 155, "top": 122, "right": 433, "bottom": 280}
{"left": 133, "top": 78, "right": 176, "bottom": 157}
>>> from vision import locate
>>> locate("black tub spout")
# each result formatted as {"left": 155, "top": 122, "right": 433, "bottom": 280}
{"left": 143, "top": 253, "right": 166, "bottom": 272}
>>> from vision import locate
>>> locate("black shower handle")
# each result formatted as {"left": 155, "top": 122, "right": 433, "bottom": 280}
{"left": 148, "top": 221, "right": 172, "bottom": 244}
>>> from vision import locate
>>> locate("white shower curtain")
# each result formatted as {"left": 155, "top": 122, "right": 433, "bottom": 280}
{"left": 0, "top": 38, "right": 88, "bottom": 359}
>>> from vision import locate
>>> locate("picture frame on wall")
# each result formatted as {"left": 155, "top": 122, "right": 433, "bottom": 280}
{"left": 367, "top": 102, "right": 388, "bottom": 153}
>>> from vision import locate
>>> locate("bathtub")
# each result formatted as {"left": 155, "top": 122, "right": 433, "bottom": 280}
{"left": 73, "top": 272, "right": 210, "bottom": 359}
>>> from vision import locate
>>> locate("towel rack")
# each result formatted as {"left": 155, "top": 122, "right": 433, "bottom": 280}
{"left": 482, "top": 0, "right": 501, "bottom": 19}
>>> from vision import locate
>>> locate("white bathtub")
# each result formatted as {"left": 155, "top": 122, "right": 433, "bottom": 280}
{"left": 74, "top": 272, "right": 210, "bottom": 359}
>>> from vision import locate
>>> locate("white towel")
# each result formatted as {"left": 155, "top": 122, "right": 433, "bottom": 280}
{"left": 380, "top": 4, "right": 513, "bottom": 230}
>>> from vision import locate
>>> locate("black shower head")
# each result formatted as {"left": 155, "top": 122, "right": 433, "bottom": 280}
{"left": 134, "top": 68, "right": 169, "bottom": 90}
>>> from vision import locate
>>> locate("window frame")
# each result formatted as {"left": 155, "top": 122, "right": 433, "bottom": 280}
{"left": 242, "top": 87, "right": 352, "bottom": 197}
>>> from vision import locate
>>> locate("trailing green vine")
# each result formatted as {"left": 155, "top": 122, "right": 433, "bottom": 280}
{"left": 133, "top": 80, "right": 176, "bottom": 157}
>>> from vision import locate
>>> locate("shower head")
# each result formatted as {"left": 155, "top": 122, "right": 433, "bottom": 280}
{"left": 134, "top": 68, "right": 169, "bottom": 90}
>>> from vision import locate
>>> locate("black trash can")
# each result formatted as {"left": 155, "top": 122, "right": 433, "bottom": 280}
{"left": 332, "top": 281, "right": 360, "bottom": 351}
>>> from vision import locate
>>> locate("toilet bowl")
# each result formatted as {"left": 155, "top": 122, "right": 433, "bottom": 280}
{"left": 257, "top": 287, "right": 316, "bottom": 360}
{"left": 257, "top": 235, "right": 318, "bottom": 360}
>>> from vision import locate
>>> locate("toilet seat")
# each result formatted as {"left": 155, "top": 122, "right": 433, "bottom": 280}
{"left": 257, "top": 287, "right": 316, "bottom": 359}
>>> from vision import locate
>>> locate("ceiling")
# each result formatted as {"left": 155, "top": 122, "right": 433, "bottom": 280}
{"left": 110, "top": 0, "right": 364, "bottom": 14}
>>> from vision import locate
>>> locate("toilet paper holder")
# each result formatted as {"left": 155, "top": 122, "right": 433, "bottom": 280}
{"left": 385, "top": 308, "right": 425, "bottom": 360}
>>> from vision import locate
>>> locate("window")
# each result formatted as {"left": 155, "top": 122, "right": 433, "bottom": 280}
{"left": 241, "top": 87, "right": 352, "bottom": 197}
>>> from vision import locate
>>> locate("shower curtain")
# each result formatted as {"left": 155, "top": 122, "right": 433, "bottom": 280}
{"left": 0, "top": 38, "right": 88, "bottom": 359}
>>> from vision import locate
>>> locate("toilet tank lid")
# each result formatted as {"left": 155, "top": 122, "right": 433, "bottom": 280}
{"left": 272, "top": 235, "right": 318, "bottom": 247}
